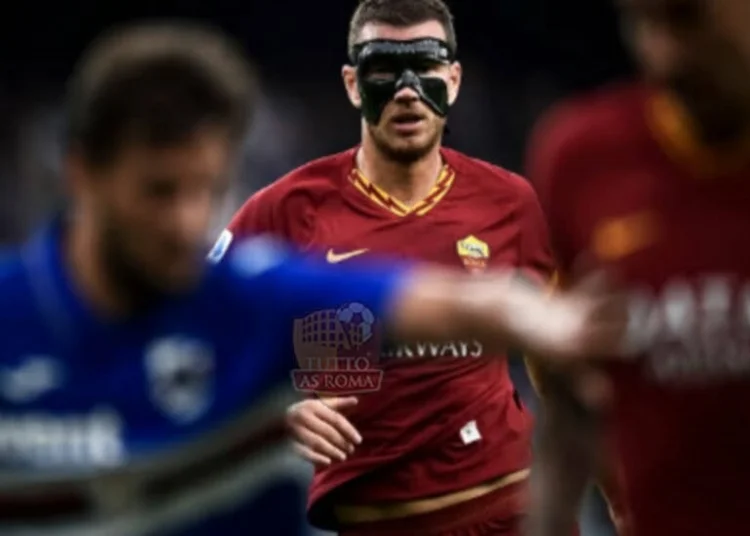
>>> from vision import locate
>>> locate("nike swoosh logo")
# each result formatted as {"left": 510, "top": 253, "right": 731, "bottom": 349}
{"left": 326, "top": 249, "right": 368, "bottom": 263}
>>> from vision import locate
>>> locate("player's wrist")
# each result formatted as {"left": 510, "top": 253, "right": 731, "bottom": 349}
{"left": 456, "top": 271, "right": 535, "bottom": 348}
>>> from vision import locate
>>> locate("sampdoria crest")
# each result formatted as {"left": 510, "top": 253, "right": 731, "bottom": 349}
{"left": 145, "top": 337, "right": 214, "bottom": 423}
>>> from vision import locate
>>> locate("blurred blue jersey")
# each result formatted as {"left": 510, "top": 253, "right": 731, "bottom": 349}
{"left": 0, "top": 220, "right": 407, "bottom": 535}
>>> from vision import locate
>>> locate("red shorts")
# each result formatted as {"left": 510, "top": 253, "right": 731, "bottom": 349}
{"left": 338, "top": 481, "right": 529, "bottom": 536}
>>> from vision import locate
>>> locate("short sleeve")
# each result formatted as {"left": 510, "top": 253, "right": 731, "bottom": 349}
{"left": 227, "top": 186, "right": 279, "bottom": 238}
{"left": 208, "top": 186, "right": 284, "bottom": 264}
{"left": 515, "top": 179, "right": 556, "bottom": 287}
{"left": 525, "top": 105, "right": 586, "bottom": 281}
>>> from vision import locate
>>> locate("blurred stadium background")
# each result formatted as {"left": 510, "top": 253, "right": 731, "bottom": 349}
{"left": 0, "top": 0, "right": 631, "bottom": 534}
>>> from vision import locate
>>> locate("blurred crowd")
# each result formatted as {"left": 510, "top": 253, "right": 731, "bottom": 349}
{"left": 0, "top": 1, "right": 632, "bottom": 534}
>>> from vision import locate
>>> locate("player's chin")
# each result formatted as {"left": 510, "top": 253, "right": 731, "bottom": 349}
{"left": 384, "top": 143, "right": 432, "bottom": 163}
{"left": 381, "top": 132, "right": 436, "bottom": 160}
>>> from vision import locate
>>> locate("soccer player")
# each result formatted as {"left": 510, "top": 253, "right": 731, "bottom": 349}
{"left": 224, "top": 0, "right": 569, "bottom": 534}
{"left": 0, "top": 19, "right": 621, "bottom": 535}
{"left": 526, "top": 0, "right": 750, "bottom": 535}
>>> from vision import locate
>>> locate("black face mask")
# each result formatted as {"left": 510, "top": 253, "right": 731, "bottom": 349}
{"left": 349, "top": 38, "right": 455, "bottom": 125}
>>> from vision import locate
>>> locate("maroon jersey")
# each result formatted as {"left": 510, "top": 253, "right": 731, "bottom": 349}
{"left": 530, "top": 83, "right": 750, "bottom": 536}
{"left": 228, "top": 147, "right": 554, "bottom": 529}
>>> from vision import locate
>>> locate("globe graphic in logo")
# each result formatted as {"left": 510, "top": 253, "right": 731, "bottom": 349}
{"left": 335, "top": 302, "right": 376, "bottom": 349}
{"left": 291, "top": 302, "right": 384, "bottom": 394}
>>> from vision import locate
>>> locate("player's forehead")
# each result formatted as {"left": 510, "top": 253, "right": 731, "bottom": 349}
{"left": 356, "top": 20, "right": 447, "bottom": 44}
{"left": 111, "top": 128, "right": 232, "bottom": 181}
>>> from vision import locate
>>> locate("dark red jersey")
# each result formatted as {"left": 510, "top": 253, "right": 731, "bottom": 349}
{"left": 229, "top": 147, "right": 554, "bottom": 529}
{"left": 529, "top": 82, "right": 750, "bottom": 536}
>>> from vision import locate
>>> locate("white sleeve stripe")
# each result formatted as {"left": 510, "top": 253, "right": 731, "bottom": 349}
{"left": 207, "top": 230, "right": 234, "bottom": 264}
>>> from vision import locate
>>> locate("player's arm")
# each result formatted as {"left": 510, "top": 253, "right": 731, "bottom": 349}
{"left": 523, "top": 103, "right": 609, "bottom": 536}
{"left": 511, "top": 176, "right": 604, "bottom": 535}
{"left": 528, "top": 356, "right": 624, "bottom": 532}
{"left": 222, "top": 236, "right": 625, "bottom": 365}
{"left": 525, "top": 357, "right": 608, "bottom": 536}
{"left": 215, "top": 187, "right": 369, "bottom": 466}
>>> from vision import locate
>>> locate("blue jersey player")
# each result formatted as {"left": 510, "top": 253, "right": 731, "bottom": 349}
{"left": 0, "top": 22, "right": 624, "bottom": 535}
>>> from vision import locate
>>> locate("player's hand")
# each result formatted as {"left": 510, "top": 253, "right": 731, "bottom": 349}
{"left": 285, "top": 396, "right": 362, "bottom": 466}
{"left": 510, "top": 271, "right": 627, "bottom": 363}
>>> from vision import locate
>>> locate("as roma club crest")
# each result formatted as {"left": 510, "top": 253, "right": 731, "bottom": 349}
{"left": 456, "top": 235, "right": 490, "bottom": 273}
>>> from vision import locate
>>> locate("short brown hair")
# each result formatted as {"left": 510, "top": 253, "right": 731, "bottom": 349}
{"left": 67, "top": 22, "right": 257, "bottom": 167}
{"left": 348, "top": 0, "right": 457, "bottom": 60}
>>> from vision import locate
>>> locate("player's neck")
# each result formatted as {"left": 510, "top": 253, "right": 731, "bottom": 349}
{"left": 65, "top": 214, "right": 130, "bottom": 318}
{"left": 693, "top": 105, "right": 750, "bottom": 148}
{"left": 357, "top": 141, "right": 443, "bottom": 208}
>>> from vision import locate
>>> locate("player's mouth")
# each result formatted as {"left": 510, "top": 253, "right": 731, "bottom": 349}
{"left": 389, "top": 112, "right": 426, "bottom": 134}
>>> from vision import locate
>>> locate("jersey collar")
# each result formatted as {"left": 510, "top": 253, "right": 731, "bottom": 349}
{"left": 648, "top": 91, "right": 750, "bottom": 176}
{"left": 345, "top": 147, "right": 456, "bottom": 218}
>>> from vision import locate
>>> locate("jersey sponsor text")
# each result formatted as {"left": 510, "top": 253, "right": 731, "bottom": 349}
{"left": 625, "top": 275, "right": 750, "bottom": 382}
